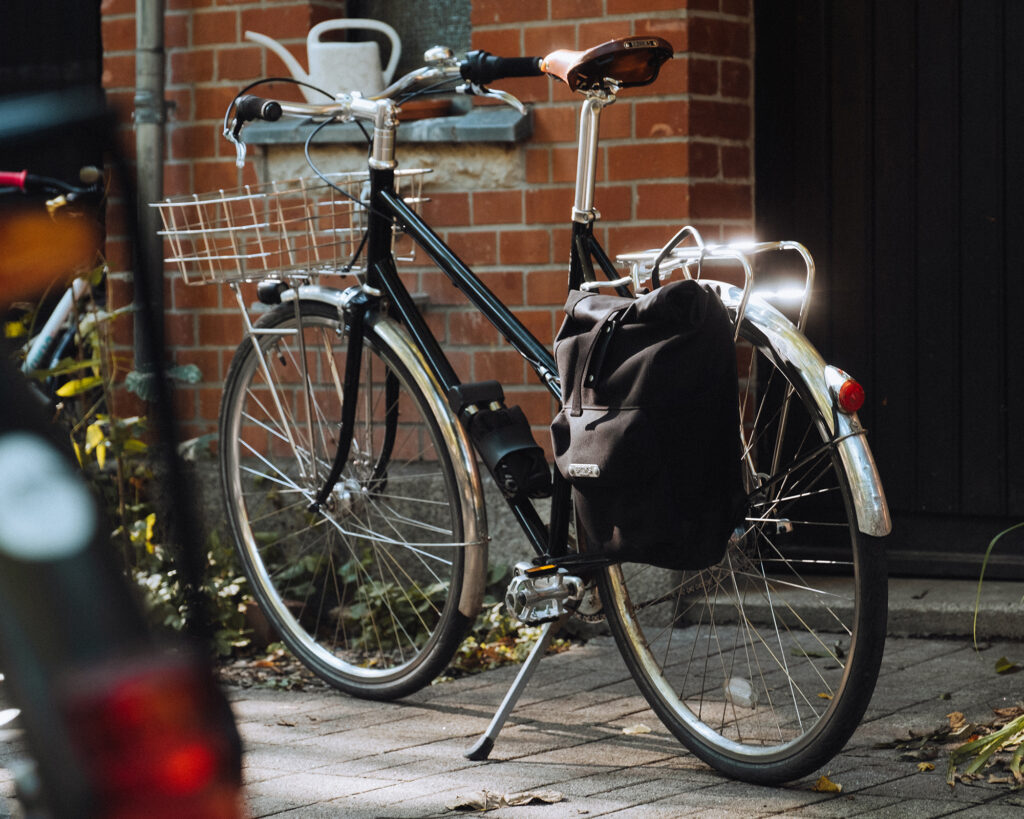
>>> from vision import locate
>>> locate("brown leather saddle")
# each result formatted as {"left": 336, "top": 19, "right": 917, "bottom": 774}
{"left": 542, "top": 36, "right": 674, "bottom": 91}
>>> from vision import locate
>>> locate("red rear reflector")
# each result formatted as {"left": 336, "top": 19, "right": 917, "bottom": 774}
{"left": 837, "top": 379, "right": 865, "bottom": 413}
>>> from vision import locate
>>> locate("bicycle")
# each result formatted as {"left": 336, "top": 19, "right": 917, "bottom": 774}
{"left": 0, "top": 88, "right": 244, "bottom": 817}
{"left": 156, "top": 36, "right": 892, "bottom": 785}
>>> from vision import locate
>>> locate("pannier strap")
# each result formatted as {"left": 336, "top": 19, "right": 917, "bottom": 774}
{"left": 570, "top": 304, "right": 628, "bottom": 417}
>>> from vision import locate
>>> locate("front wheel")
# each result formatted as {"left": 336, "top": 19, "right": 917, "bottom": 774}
{"left": 598, "top": 321, "right": 887, "bottom": 784}
{"left": 219, "top": 300, "right": 475, "bottom": 699}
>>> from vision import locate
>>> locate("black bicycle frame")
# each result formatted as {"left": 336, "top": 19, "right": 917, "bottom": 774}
{"left": 338, "top": 166, "right": 623, "bottom": 564}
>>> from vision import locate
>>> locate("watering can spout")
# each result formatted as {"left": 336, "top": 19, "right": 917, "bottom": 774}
{"left": 245, "top": 19, "right": 402, "bottom": 103}
{"left": 245, "top": 30, "right": 313, "bottom": 86}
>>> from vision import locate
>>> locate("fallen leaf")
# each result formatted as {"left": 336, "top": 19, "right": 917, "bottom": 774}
{"left": 918, "top": 762, "right": 935, "bottom": 772}
{"left": 995, "top": 656, "right": 1021, "bottom": 675}
{"left": 811, "top": 775, "right": 842, "bottom": 793}
{"left": 622, "top": 723, "right": 652, "bottom": 735}
{"left": 947, "top": 712, "right": 967, "bottom": 732}
{"left": 817, "top": 692, "right": 833, "bottom": 700}
{"left": 446, "top": 789, "right": 564, "bottom": 811}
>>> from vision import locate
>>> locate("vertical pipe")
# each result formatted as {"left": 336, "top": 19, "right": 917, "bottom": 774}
{"left": 134, "top": 0, "right": 166, "bottom": 372}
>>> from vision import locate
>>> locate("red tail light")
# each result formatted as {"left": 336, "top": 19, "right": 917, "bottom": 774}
{"left": 60, "top": 654, "right": 243, "bottom": 819}
{"left": 825, "top": 365, "right": 865, "bottom": 414}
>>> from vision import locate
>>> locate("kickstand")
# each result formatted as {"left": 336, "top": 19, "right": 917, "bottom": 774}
{"left": 464, "top": 613, "right": 568, "bottom": 761}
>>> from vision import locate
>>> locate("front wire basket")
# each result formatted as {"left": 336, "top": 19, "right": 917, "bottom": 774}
{"left": 154, "top": 169, "right": 429, "bottom": 285}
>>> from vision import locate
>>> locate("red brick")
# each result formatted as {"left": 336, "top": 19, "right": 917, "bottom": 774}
{"left": 473, "top": 350, "right": 526, "bottom": 384}
{"left": 594, "top": 184, "right": 632, "bottom": 222}
{"left": 194, "top": 161, "right": 243, "bottom": 193}
{"left": 166, "top": 87, "right": 193, "bottom": 121}
{"left": 690, "top": 141, "right": 721, "bottom": 178}
{"left": 472, "top": 0, "right": 548, "bottom": 26}
{"left": 636, "top": 100, "right": 689, "bottom": 138}
{"left": 636, "top": 183, "right": 691, "bottom": 221}
{"left": 608, "top": 0, "right": 689, "bottom": 12}
{"left": 687, "top": 16, "right": 751, "bottom": 58}
{"left": 197, "top": 311, "right": 245, "bottom": 346}
{"left": 444, "top": 230, "right": 498, "bottom": 266}
{"left": 636, "top": 17, "right": 687, "bottom": 50}
{"left": 170, "top": 124, "right": 217, "bottom": 160}
{"left": 524, "top": 24, "right": 578, "bottom": 58}
{"left": 218, "top": 47, "right": 264, "bottom": 82}
{"left": 722, "top": 145, "right": 751, "bottom": 178}
{"left": 721, "top": 59, "right": 751, "bottom": 98}
{"left": 193, "top": 10, "right": 237, "bottom": 46}
{"left": 473, "top": 191, "right": 523, "bottom": 226}
{"left": 722, "top": 0, "right": 752, "bottom": 17}
{"left": 551, "top": 147, "right": 578, "bottom": 184}
{"left": 525, "top": 187, "right": 574, "bottom": 225}
{"left": 599, "top": 102, "right": 632, "bottom": 139}
{"left": 526, "top": 148, "right": 550, "bottom": 184}
{"left": 471, "top": 27, "right": 523, "bottom": 55}
{"left": 420, "top": 192, "right": 470, "bottom": 228}
{"left": 163, "top": 162, "right": 192, "bottom": 198}
{"left": 170, "top": 49, "right": 214, "bottom": 84}
{"left": 449, "top": 311, "right": 499, "bottom": 345}
{"left": 165, "top": 14, "right": 189, "bottom": 49}
{"left": 478, "top": 271, "right": 525, "bottom": 305}
{"left": 689, "top": 57, "right": 719, "bottom": 95}
{"left": 195, "top": 86, "right": 238, "bottom": 120}
{"left": 607, "top": 141, "right": 688, "bottom": 181}
{"left": 102, "top": 54, "right": 134, "bottom": 89}
{"left": 689, "top": 100, "right": 750, "bottom": 140}
{"left": 526, "top": 269, "right": 572, "bottom": 307}
{"left": 607, "top": 224, "right": 680, "bottom": 253}
{"left": 578, "top": 21, "right": 630, "bottom": 49}
{"left": 516, "top": 309, "right": 555, "bottom": 346}
{"left": 166, "top": 312, "right": 196, "bottom": 346}
{"left": 500, "top": 229, "right": 550, "bottom": 265}
{"left": 171, "top": 278, "right": 220, "bottom": 310}
{"left": 241, "top": 7, "right": 314, "bottom": 41}
{"left": 102, "top": 17, "right": 135, "bottom": 52}
{"left": 532, "top": 106, "right": 577, "bottom": 144}
{"left": 689, "top": 182, "right": 752, "bottom": 219}
{"left": 418, "top": 271, "right": 464, "bottom": 307}
{"left": 551, "top": 0, "right": 604, "bottom": 19}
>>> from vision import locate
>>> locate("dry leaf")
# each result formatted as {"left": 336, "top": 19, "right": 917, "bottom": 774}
{"left": 817, "top": 692, "right": 833, "bottom": 700}
{"left": 994, "top": 656, "right": 1021, "bottom": 675}
{"left": 918, "top": 762, "right": 935, "bottom": 772}
{"left": 947, "top": 712, "right": 967, "bottom": 731}
{"left": 811, "top": 775, "right": 842, "bottom": 793}
{"left": 446, "top": 789, "right": 564, "bottom": 811}
{"left": 622, "top": 723, "right": 652, "bottom": 735}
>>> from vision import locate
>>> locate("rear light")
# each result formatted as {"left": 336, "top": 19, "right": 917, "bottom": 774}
{"left": 60, "top": 653, "right": 243, "bottom": 819}
{"left": 825, "top": 365, "right": 865, "bottom": 414}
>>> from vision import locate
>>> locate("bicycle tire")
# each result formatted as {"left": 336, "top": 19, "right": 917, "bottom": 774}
{"left": 219, "top": 300, "right": 475, "bottom": 699}
{"left": 597, "top": 319, "right": 887, "bottom": 784}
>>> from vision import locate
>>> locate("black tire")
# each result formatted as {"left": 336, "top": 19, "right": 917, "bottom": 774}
{"left": 598, "top": 321, "right": 887, "bottom": 784}
{"left": 219, "top": 300, "right": 473, "bottom": 699}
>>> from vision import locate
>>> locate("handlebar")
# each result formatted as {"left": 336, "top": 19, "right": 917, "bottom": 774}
{"left": 459, "top": 52, "right": 544, "bottom": 85}
{"left": 0, "top": 167, "right": 103, "bottom": 201}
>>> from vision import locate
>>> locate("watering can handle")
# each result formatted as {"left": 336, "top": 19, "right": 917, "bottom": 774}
{"left": 308, "top": 19, "right": 402, "bottom": 85}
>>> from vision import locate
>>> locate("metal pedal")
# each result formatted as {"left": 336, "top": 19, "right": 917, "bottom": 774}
{"left": 504, "top": 561, "right": 584, "bottom": 625}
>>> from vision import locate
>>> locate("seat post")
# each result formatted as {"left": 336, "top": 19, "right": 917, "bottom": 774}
{"left": 572, "top": 86, "right": 617, "bottom": 224}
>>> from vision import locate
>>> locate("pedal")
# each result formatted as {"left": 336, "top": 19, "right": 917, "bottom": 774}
{"left": 504, "top": 562, "right": 583, "bottom": 625}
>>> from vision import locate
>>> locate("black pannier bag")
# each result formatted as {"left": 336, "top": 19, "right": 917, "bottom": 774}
{"left": 550, "top": 279, "right": 744, "bottom": 570}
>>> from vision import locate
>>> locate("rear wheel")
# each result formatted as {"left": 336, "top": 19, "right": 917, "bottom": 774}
{"left": 598, "top": 321, "right": 887, "bottom": 784}
{"left": 219, "top": 300, "right": 473, "bottom": 699}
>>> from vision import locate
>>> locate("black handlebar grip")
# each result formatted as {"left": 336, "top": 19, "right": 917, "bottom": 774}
{"left": 460, "top": 51, "right": 544, "bottom": 85}
{"left": 235, "top": 95, "right": 283, "bottom": 123}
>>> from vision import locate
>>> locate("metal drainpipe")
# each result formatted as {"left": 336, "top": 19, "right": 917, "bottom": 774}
{"left": 133, "top": 0, "right": 166, "bottom": 374}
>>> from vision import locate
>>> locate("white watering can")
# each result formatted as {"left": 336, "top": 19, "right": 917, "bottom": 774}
{"left": 245, "top": 18, "right": 401, "bottom": 102}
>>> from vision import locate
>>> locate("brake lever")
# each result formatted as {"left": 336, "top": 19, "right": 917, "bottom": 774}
{"left": 224, "top": 118, "right": 248, "bottom": 168}
{"left": 457, "top": 82, "right": 527, "bottom": 116}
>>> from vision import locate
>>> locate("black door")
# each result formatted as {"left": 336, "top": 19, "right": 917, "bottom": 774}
{"left": 755, "top": 0, "right": 1024, "bottom": 578}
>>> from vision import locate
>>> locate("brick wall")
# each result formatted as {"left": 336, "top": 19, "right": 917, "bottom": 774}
{"left": 99, "top": 0, "right": 754, "bottom": 444}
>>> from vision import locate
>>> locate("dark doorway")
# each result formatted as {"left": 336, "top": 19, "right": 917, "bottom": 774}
{"left": 755, "top": 0, "right": 1024, "bottom": 577}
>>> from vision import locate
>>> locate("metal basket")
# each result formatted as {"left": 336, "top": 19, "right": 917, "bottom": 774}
{"left": 154, "top": 169, "right": 428, "bottom": 285}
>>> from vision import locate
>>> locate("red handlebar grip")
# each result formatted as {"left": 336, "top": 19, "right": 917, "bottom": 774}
{"left": 0, "top": 170, "right": 28, "bottom": 190}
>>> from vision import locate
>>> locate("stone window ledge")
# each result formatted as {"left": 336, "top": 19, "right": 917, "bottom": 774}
{"left": 244, "top": 106, "right": 532, "bottom": 145}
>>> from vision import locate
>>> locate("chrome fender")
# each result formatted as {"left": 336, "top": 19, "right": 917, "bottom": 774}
{"left": 281, "top": 285, "right": 490, "bottom": 617}
{"left": 707, "top": 280, "right": 892, "bottom": 538}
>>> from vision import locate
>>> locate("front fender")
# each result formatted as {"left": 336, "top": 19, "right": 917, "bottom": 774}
{"left": 280, "top": 284, "right": 490, "bottom": 617}
{"left": 708, "top": 281, "right": 892, "bottom": 538}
